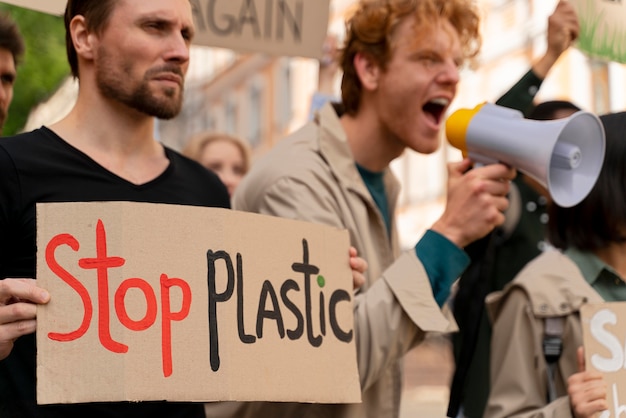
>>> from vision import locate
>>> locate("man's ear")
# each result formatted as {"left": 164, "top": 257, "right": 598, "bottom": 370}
{"left": 70, "top": 15, "right": 96, "bottom": 62}
{"left": 353, "top": 52, "right": 381, "bottom": 91}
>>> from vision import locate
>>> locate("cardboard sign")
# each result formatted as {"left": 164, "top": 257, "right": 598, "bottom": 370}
{"left": 36, "top": 201, "right": 360, "bottom": 405}
{"left": 190, "top": 0, "right": 330, "bottom": 58}
{"left": 0, "top": 0, "right": 65, "bottom": 15}
{"left": 581, "top": 301, "right": 626, "bottom": 417}
{"left": 1, "top": 0, "right": 330, "bottom": 59}
{"left": 571, "top": 0, "right": 626, "bottom": 64}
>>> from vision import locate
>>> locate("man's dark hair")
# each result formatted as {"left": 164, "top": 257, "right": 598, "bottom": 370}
{"left": 547, "top": 111, "right": 626, "bottom": 251}
{"left": 527, "top": 100, "right": 581, "bottom": 121}
{"left": 64, "top": 0, "right": 116, "bottom": 78}
{"left": 0, "top": 12, "right": 25, "bottom": 66}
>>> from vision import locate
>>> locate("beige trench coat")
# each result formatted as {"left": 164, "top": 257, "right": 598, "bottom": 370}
{"left": 485, "top": 250, "right": 604, "bottom": 418}
{"left": 203, "top": 103, "right": 455, "bottom": 418}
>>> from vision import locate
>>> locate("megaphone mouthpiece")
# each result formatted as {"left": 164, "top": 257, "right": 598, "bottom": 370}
{"left": 445, "top": 104, "right": 484, "bottom": 154}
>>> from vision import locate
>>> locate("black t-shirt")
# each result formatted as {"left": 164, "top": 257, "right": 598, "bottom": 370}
{"left": 0, "top": 127, "right": 230, "bottom": 418}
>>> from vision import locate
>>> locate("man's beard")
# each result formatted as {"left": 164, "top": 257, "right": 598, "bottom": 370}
{"left": 95, "top": 48, "right": 184, "bottom": 120}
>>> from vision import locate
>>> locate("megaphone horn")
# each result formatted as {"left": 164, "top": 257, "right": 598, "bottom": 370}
{"left": 445, "top": 103, "right": 606, "bottom": 208}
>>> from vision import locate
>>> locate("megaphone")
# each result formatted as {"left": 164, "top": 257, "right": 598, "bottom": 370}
{"left": 446, "top": 103, "right": 606, "bottom": 208}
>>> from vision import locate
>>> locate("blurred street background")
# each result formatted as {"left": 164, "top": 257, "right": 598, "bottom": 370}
{"left": 16, "top": 0, "right": 624, "bottom": 254}
{"left": 3, "top": 1, "right": 625, "bottom": 416}
{"left": 400, "top": 334, "right": 454, "bottom": 418}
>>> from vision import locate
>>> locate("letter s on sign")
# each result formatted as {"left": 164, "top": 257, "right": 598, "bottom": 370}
{"left": 590, "top": 308, "right": 623, "bottom": 373}
{"left": 46, "top": 233, "right": 93, "bottom": 342}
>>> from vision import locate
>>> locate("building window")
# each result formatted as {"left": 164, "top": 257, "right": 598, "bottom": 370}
{"left": 224, "top": 97, "right": 237, "bottom": 136}
{"left": 205, "top": 109, "right": 216, "bottom": 132}
{"left": 248, "top": 82, "right": 263, "bottom": 148}
{"left": 274, "top": 58, "right": 292, "bottom": 132}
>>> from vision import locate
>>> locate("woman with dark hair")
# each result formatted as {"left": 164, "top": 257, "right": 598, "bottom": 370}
{"left": 485, "top": 112, "right": 626, "bottom": 418}
{"left": 449, "top": 100, "right": 582, "bottom": 418}
{"left": 528, "top": 100, "right": 582, "bottom": 121}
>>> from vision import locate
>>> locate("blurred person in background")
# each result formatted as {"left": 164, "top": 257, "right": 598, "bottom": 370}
{"left": 0, "top": 11, "right": 24, "bottom": 135}
{"left": 230, "top": 0, "right": 516, "bottom": 417}
{"left": 0, "top": 1, "right": 230, "bottom": 416}
{"left": 183, "top": 132, "right": 251, "bottom": 197}
{"left": 485, "top": 111, "right": 626, "bottom": 418}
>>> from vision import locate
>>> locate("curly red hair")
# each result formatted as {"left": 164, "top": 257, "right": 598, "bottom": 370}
{"left": 339, "top": 0, "right": 481, "bottom": 115}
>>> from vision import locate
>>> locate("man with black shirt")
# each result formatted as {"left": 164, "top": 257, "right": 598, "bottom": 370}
{"left": 0, "top": 1, "right": 229, "bottom": 417}
{"left": 0, "top": 12, "right": 24, "bottom": 134}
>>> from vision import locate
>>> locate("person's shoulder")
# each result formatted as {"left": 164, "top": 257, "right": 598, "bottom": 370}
{"left": 489, "top": 250, "right": 586, "bottom": 319}
{"left": 244, "top": 144, "right": 331, "bottom": 206}
{"left": 513, "top": 250, "right": 576, "bottom": 286}
{"left": 168, "top": 145, "right": 227, "bottom": 181}
{"left": 0, "top": 127, "right": 55, "bottom": 163}
{"left": 165, "top": 145, "right": 226, "bottom": 185}
{"left": 0, "top": 127, "right": 50, "bottom": 148}
{"left": 253, "top": 123, "right": 329, "bottom": 179}
{"left": 165, "top": 146, "right": 221, "bottom": 179}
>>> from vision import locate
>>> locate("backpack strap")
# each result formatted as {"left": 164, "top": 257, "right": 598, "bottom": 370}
{"left": 543, "top": 316, "right": 565, "bottom": 403}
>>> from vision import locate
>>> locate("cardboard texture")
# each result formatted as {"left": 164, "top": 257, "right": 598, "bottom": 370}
{"left": 191, "top": 0, "right": 330, "bottom": 59}
{"left": 571, "top": 0, "right": 626, "bottom": 64}
{"left": 36, "top": 201, "right": 360, "bottom": 405}
{"left": 0, "top": 0, "right": 65, "bottom": 15}
{"left": 0, "top": 0, "right": 331, "bottom": 59}
{"left": 581, "top": 302, "right": 626, "bottom": 416}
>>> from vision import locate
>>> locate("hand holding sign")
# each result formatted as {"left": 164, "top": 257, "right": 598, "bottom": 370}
{"left": 546, "top": 0, "right": 579, "bottom": 57}
{"left": 0, "top": 278, "right": 49, "bottom": 360}
{"left": 349, "top": 246, "right": 367, "bottom": 291}
{"left": 567, "top": 347, "right": 608, "bottom": 418}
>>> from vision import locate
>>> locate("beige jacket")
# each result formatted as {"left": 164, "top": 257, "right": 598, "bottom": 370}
{"left": 485, "top": 250, "right": 603, "bottom": 418}
{"left": 208, "top": 103, "right": 455, "bottom": 418}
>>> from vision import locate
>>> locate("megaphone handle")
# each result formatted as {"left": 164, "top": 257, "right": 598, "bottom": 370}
{"left": 468, "top": 152, "right": 500, "bottom": 166}
{"left": 473, "top": 162, "right": 520, "bottom": 236}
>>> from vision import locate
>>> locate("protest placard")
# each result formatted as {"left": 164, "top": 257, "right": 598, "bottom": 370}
{"left": 0, "top": 0, "right": 64, "bottom": 15}
{"left": 36, "top": 201, "right": 360, "bottom": 405}
{"left": 581, "top": 301, "right": 626, "bottom": 417}
{"left": 1, "top": 0, "right": 330, "bottom": 59}
{"left": 191, "top": 0, "right": 331, "bottom": 58}
{"left": 571, "top": 0, "right": 626, "bottom": 64}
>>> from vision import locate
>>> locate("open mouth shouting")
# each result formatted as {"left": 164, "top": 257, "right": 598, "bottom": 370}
{"left": 423, "top": 97, "right": 450, "bottom": 128}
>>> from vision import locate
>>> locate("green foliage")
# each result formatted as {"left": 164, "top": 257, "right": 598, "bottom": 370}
{"left": 0, "top": 4, "right": 69, "bottom": 136}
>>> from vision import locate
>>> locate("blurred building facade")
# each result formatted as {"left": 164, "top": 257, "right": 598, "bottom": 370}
{"left": 21, "top": 1, "right": 626, "bottom": 415}
{"left": 168, "top": 0, "right": 626, "bottom": 249}
{"left": 25, "top": 0, "right": 626, "bottom": 249}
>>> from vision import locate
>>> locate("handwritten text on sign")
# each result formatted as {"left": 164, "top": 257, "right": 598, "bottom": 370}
{"left": 190, "top": 0, "right": 331, "bottom": 58}
{"left": 0, "top": 0, "right": 330, "bottom": 58}
{"left": 581, "top": 302, "right": 626, "bottom": 418}
{"left": 36, "top": 202, "right": 360, "bottom": 405}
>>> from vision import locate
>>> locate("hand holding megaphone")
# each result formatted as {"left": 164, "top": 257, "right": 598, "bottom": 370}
{"left": 445, "top": 103, "right": 605, "bottom": 207}
{"left": 431, "top": 158, "right": 516, "bottom": 249}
